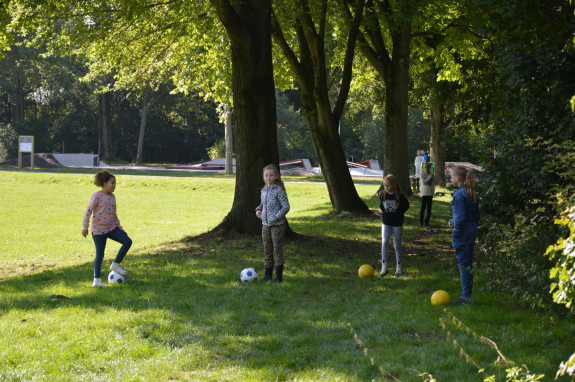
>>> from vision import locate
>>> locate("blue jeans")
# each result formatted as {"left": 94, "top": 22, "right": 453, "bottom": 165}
{"left": 455, "top": 243, "right": 474, "bottom": 298}
{"left": 92, "top": 227, "right": 132, "bottom": 278}
{"left": 381, "top": 224, "right": 403, "bottom": 264}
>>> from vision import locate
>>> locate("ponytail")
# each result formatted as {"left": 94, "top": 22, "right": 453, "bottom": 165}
{"left": 276, "top": 178, "right": 286, "bottom": 191}
{"left": 464, "top": 169, "right": 477, "bottom": 203}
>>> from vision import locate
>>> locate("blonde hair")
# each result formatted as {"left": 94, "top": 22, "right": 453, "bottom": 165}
{"left": 262, "top": 164, "right": 285, "bottom": 190}
{"left": 94, "top": 170, "right": 115, "bottom": 187}
{"left": 451, "top": 166, "right": 477, "bottom": 203}
{"left": 380, "top": 174, "right": 404, "bottom": 206}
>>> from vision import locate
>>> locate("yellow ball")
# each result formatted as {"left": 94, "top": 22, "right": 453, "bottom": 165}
{"left": 431, "top": 290, "right": 451, "bottom": 306}
{"left": 358, "top": 264, "right": 375, "bottom": 278}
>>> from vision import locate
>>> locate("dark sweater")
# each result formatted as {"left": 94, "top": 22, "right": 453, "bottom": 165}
{"left": 380, "top": 192, "right": 410, "bottom": 226}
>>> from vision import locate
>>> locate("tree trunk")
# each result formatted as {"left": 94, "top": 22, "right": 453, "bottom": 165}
{"left": 223, "top": 103, "right": 233, "bottom": 174}
{"left": 382, "top": 24, "right": 412, "bottom": 195}
{"left": 272, "top": 0, "right": 369, "bottom": 213}
{"left": 429, "top": 92, "right": 446, "bottom": 186}
{"left": 355, "top": 1, "right": 414, "bottom": 195}
{"left": 98, "top": 92, "right": 114, "bottom": 161}
{"left": 211, "top": 0, "right": 279, "bottom": 235}
{"left": 136, "top": 84, "right": 152, "bottom": 166}
{"left": 15, "top": 71, "right": 24, "bottom": 122}
{"left": 300, "top": 87, "right": 369, "bottom": 212}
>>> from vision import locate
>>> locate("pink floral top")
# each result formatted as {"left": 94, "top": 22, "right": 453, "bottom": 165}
{"left": 82, "top": 191, "right": 123, "bottom": 235}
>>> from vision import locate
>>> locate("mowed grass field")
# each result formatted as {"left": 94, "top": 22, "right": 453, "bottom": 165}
{"left": 0, "top": 170, "right": 574, "bottom": 381}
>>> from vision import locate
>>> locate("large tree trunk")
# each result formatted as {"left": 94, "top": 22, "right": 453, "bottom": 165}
{"left": 272, "top": 0, "right": 369, "bottom": 213}
{"left": 355, "top": 0, "right": 414, "bottom": 195}
{"left": 429, "top": 91, "right": 446, "bottom": 186}
{"left": 136, "top": 84, "right": 152, "bottom": 166}
{"left": 382, "top": 23, "right": 412, "bottom": 195}
{"left": 98, "top": 92, "right": 114, "bottom": 161}
{"left": 300, "top": 85, "right": 369, "bottom": 212}
{"left": 211, "top": 0, "right": 278, "bottom": 235}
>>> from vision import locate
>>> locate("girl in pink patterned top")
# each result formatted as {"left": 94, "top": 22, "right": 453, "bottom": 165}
{"left": 82, "top": 170, "right": 132, "bottom": 287}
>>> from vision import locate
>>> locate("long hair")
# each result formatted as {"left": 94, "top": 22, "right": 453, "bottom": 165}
{"left": 263, "top": 164, "right": 285, "bottom": 190}
{"left": 379, "top": 174, "right": 404, "bottom": 207}
{"left": 94, "top": 170, "right": 115, "bottom": 187}
{"left": 451, "top": 166, "right": 477, "bottom": 203}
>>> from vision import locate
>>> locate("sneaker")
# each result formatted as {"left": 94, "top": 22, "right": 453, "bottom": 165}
{"left": 394, "top": 263, "right": 403, "bottom": 276}
{"left": 110, "top": 262, "right": 127, "bottom": 276}
{"left": 92, "top": 278, "right": 108, "bottom": 287}
{"left": 452, "top": 297, "right": 473, "bottom": 306}
{"left": 380, "top": 261, "right": 389, "bottom": 276}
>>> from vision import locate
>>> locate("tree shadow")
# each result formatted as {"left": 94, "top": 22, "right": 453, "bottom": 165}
{"left": 0, "top": 224, "right": 460, "bottom": 380}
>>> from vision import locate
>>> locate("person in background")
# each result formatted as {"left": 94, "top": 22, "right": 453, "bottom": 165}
{"left": 414, "top": 150, "right": 424, "bottom": 193}
{"left": 419, "top": 162, "right": 436, "bottom": 227}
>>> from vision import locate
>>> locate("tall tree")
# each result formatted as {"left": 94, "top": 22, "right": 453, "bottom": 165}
{"left": 343, "top": 0, "right": 416, "bottom": 194}
{"left": 7, "top": 0, "right": 277, "bottom": 234}
{"left": 272, "top": 0, "right": 369, "bottom": 212}
{"left": 209, "top": 0, "right": 279, "bottom": 234}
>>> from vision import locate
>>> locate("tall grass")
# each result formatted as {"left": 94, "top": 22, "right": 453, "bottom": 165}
{"left": 0, "top": 171, "right": 573, "bottom": 381}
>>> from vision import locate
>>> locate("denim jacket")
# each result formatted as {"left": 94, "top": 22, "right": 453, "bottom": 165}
{"left": 256, "top": 184, "right": 290, "bottom": 227}
{"left": 451, "top": 185, "right": 480, "bottom": 248}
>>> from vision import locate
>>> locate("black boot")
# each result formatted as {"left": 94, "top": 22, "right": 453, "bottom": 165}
{"left": 262, "top": 267, "right": 273, "bottom": 282}
{"left": 272, "top": 265, "right": 283, "bottom": 283}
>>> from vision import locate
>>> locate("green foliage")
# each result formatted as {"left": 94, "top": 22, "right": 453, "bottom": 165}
{"left": 546, "top": 205, "right": 575, "bottom": 379}
{"left": 208, "top": 139, "right": 225, "bottom": 160}
{"left": 275, "top": 89, "right": 316, "bottom": 162}
{"left": 546, "top": 206, "right": 575, "bottom": 310}
{"left": 469, "top": 0, "right": 575, "bottom": 310}
{"left": 0, "top": 122, "right": 17, "bottom": 161}
{"left": 480, "top": 212, "right": 558, "bottom": 310}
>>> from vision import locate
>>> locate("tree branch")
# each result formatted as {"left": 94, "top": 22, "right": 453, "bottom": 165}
{"left": 333, "top": 0, "right": 365, "bottom": 120}
{"left": 271, "top": 10, "right": 305, "bottom": 81}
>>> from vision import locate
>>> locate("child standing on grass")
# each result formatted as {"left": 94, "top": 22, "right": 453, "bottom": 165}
{"left": 419, "top": 162, "right": 437, "bottom": 227}
{"left": 256, "top": 164, "right": 290, "bottom": 283}
{"left": 450, "top": 166, "right": 480, "bottom": 305}
{"left": 82, "top": 170, "right": 132, "bottom": 287}
{"left": 379, "top": 174, "right": 410, "bottom": 276}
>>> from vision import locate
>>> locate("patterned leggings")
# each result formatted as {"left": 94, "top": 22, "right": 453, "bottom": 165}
{"left": 262, "top": 224, "right": 286, "bottom": 268}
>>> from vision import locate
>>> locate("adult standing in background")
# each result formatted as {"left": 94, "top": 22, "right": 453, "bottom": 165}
{"left": 414, "top": 150, "right": 424, "bottom": 193}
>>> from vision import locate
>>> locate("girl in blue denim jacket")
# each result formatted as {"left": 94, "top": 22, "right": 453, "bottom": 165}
{"left": 256, "top": 164, "right": 290, "bottom": 282}
{"left": 450, "top": 166, "right": 480, "bottom": 305}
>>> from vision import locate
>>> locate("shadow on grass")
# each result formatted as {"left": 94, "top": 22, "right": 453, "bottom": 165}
{"left": 0, "top": 227, "right": 463, "bottom": 380}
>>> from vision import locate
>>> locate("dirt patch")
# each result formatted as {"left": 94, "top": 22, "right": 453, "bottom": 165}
{"left": 1, "top": 153, "right": 64, "bottom": 168}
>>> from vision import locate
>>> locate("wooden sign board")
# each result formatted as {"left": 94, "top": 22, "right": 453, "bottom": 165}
{"left": 18, "top": 136, "right": 34, "bottom": 169}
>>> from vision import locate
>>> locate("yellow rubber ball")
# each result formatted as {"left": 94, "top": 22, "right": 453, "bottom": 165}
{"left": 358, "top": 264, "right": 375, "bottom": 278}
{"left": 431, "top": 290, "right": 451, "bottom": 306}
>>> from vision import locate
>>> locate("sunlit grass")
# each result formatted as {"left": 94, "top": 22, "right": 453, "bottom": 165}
{"left": 0, "top": 171, "right": 574, "bottom": 381}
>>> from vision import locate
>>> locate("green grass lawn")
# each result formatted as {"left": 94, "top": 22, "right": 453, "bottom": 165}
{"left": 0, "top": 171, "right": 573, "bottom": 381}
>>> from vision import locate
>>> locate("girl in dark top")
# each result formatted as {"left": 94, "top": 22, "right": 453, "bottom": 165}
{"left": 379, "top": 174, "right": 410, "bottom": 276}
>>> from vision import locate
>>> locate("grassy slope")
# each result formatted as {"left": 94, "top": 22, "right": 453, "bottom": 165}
{"left": 0, "top": 171, "right": 573, "bottom": 381}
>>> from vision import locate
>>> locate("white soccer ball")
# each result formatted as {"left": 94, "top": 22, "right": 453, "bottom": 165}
{"left": 108, "top": 271, "right": 126, "bottom": 285}
{"left": 240, "top": 267, "right": 258, "bottom": 283}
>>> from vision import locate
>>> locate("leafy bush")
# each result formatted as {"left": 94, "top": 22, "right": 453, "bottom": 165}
{"left": 207, "top": 139, "right": 226, "bottom": 160}
{"left": 546, "top": 205, "right": 575, "bottom": 378}
{"left": 0, "top": 122, "right": 17, "bottom": 161}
